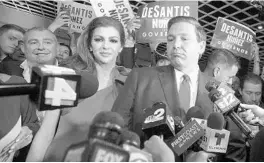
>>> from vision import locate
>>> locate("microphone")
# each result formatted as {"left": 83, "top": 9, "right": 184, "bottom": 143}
{"left": 64, "top": 111, "right": 129, "bottom": 162}
{"left": 84, "top": 111, "right": 129, "bottom": 162}
{"left": 0, "top": 65, "right": 98, "bottom": 111}
{"left": 250, "top": 128, "right": 264, "bottom": 161}
{"left": 120, "top": 130, "right": 153, "bottom": 162}
{"left": 200, "top": 112, "right": 230, "bottom": 153}
{"left": 186, "top": 106, "right": 207, "bottom": 128}
{"left": 142, "top": 102, "right": 175, "bottom": 139}
{"left": 206, "top": 81, "right": 255, "bottom": 139}
{"left": 167, "top": 107, "right": 206, "bottom": 156}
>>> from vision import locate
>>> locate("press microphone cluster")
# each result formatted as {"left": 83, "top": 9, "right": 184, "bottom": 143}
{"left": 205, "top": 80, "right": 255, "bottom": 139}
{"left": 0, "top": 65, "right": 99, "bottom": 111}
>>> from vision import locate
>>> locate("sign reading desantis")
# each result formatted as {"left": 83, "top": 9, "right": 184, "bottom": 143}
{"left": 90, "top": 0, "right": 134, "bottom": 28}
{"left": 210, "top": 17, "right": 256, "bottom": 60}
{"left": 57, "top": 2, "right": 96, "bottom": 33}
{"left": 136, "top": 1, "right": 198, "bottom": 43}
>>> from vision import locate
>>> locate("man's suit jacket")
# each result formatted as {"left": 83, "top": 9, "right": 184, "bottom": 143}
{"left": 112, "top": 65, "right": 213, "bottom": 141}
{"left": 0, "top": 56, "right": 23, "bottom": 76}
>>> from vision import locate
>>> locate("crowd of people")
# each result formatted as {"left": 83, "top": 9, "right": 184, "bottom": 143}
{"left": 1, "top": 5, "right": 264, "bottom": 162}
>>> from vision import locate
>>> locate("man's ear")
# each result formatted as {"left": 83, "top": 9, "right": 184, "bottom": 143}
{"left": 239, "top": 88, "right": 242, "bottom": 95}
{"left": 198, "top": 41, "right": 206, "bottom": 59}
{"left": 213, "top": 67, "right": 220, "bottom": 77}
{"left": 21, "top": 43, "right": 25, "bottom": 54}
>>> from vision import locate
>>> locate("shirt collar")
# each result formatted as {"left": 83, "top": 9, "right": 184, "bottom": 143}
{"left": 174, "top": 65, "right": 199, "bottom": 84}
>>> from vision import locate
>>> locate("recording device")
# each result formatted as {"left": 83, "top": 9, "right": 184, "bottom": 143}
{"left": 206, "top": 80, "right": 255, "bottom": 139}
{"left": 64, "top": 111, "right": 129, "bottom": 162}
{"left": 167, "top": 107, "right": 206, "bottom": 156}
{"left": 120, "top": 130, "right": 153, "bottom": 162}
{"left": 200, "top": 112, "right": 230, "bottom": 153}
{"left": 0, "top": 65, "right": 98, "bottom": 111}
{"left": 142, "top": 102, "right": 175, "bottom": 139}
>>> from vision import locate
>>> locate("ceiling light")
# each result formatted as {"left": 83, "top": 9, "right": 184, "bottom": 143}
{"left": 258, "top": 25, "right": 263, "bottom": 30}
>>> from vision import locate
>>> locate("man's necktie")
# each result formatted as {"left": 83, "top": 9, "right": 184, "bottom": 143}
{"left": 179, "top": 74, "right": 191, "bottom": 113}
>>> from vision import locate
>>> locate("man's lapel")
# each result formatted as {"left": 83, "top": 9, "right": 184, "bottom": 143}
{"left": 157, "top": 65, "right": 184, "bottom": 118}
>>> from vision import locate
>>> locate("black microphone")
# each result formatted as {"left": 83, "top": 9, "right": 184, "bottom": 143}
{"left": 142, "top": 102, "right": 175, "bottom": 140}
{"left": 0, "top": 65, "right": 98, "bottom": 111}
{"left": 206, "top": 81, "right": 255, "bottom": 139}
{"left": 250, "top": 128, "right": 264, "bottom": 161}
{"left": 186, "top": 106, "right": 207, "bottom": 122}
{"left": 120, "top": 130, "right": 153, "bottom": 162}
{"left": 63, "top": 111, "right": 129, "bottom": 162}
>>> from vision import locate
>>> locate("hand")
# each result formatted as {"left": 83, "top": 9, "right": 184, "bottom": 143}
{"left": 251, "top": 42, "right": 260, "bottom": 62}
{"left": 239, "top": 104, "right": 264, "bottom": 126}
{"left": 48, "top": 11, "right": 71, "bottom": 32}
{"left": 126, "top": 16, "right": 141, "bottom": 37}
{"left": 185, "top": 151, "right": 216, "bottom": 162}
{"left": 124, "top": 16, "right": 141, "bottom": 47}
{"left": 0, "top": 143, "right": 14, "bottom": 162}
{"left": 9, "top": 126, "right": 33, "bottom": 152}
{"left": 143, "top": 135, "right": 175, "bottom": 162}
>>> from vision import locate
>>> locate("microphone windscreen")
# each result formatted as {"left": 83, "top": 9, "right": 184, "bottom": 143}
{"left": 250, "top": 128, "right": 264, "bottom": 161}
{"left": 205, "top": 80, "right": 220, "bottom": 92}
{"left": 121, "top": 130, "right": 141, "bottom": 147}
{"left": 186, "top": 106, "right": 206, "bottom": 122}
{"left": 77, "top": 70, "right": 99, "bottom": 98}
{"left": 207, "top": 112, "right": 225, "bottom": 130}
{"left": 91, "top": 111, "right": 125, "bottom": 128}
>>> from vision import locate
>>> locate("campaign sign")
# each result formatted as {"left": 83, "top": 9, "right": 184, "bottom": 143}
{"left": 210, "top": 17, "right": 256, "bottom": 60}
{"left": 136, "top": 1, "right": 198, "bottom": 43}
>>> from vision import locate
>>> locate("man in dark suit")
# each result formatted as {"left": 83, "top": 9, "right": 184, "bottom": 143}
{"left": 112, "top": 16, "right": 207, "bottom": 143}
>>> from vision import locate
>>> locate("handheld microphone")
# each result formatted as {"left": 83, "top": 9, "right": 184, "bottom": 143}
{"left": 200, "top": 112, "right": 230, "bottom": 153}
{"left": 186, "top": 106, "right": 207, "bottom": 128}
{"left": 120, "top": 130, "right": 153, "bottom": 162}
{"left": 0, "top": 65, "right": 98, "bottom": 111}
{"left": 64, "top": 111, "right": 129, "bottom": 162}
{"left": 167, "top": 107, "right": 206, "bottom": 156}
{"left": 206, "top": 81, "right": 255, "bottom": 139}
{"left": 142, "top": 102, "right": 175, "bottom": 139}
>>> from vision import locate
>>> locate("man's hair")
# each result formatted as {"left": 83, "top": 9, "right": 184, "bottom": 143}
{"left": 0, "top": 24, "right": 25, "bottom": 36}
{"left": 206, "top": 49, "right": 240, "bottom": 69}
{"left": 59, "top": 43, "right": 72, "bottom": 56}
{"left": 23, "top": 27, "right": 57, "bottom": 43}
{"left": 167, "top": 16, "right": 206, "bottom": 42}
{"left": 240, "top": 72, "right": 263, "bottom": 90}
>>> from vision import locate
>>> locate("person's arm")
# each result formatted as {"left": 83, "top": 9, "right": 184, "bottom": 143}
{"left": 252, "top": 42, "right": 260, "bottom": 75}
{"left": 143, "top": 135, "right": 175, "bottom": 162}
{"left": 111, "top": 68, "right": 138, "bottom": 129}
{"left": 68, "top": 31, "right": 77, "bottom": 55}
{"left": 48, "top": 11, "right": 71, "bottom": 33}
{"left": 20, "top": 96, "right": 40, "bottom": 136}
{"left": 26, "top": 109, "right": 61, "bottom": 162}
